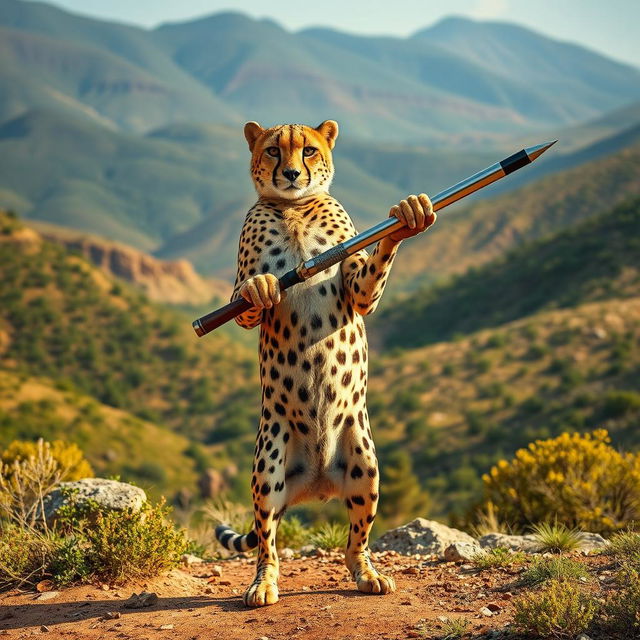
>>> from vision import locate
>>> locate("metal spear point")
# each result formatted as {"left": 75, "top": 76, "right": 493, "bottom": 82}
{"left": 193, "top": 140, "right": 557, "bottom": 337}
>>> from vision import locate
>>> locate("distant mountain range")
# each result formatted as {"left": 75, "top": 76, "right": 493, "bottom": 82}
{"left": 1, "top": 0, "right": 639, "bottom": 142}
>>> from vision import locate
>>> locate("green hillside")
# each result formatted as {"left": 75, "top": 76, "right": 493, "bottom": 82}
{"left": 0, "top": 210, "right": 260, "bottom": 449}
{"left": 368, "top": 295, "right": 640, "bottom": 519}
{"left": 376, "top": 198, "right": 640, "bottom": 349}
{"left": 387, "top": 140, "right": 640, "bottom": 294}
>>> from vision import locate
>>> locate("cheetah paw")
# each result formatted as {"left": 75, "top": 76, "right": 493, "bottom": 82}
{"left": 243, "top": 581, "right": 279, "bottom": 607}
{"left": 356, "top": 571, "right": 396, "bottom": 595}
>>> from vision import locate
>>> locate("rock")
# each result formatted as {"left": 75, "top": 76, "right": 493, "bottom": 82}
{"left": 443, "top": 541, "right": 483, "bottom": 563}
{"left": 198, "top": 469, "right": 227, "bottom": 499}
{"left": 181, "top": 553, "right": 203, "bottom": 566}
{"left": 576, "top": 635, "right": 593, "bottom": 640}
{"left": 299, "top": 545, "right": 316, "bottom": 556}
{"left": 279, "top": 547, "right": 295, "bottom": 561}
{"left": 159, "top": 624, "right": 174, "bottom": 630}
{"left": 579, "top": 532, "right": 609, "bottom": 552}
{"left": 123, "top": 592, "right": 159, "bottom": 609}
{"left": 35, "top": 591, "right": 60, "bottom": 601}
{"left": 371, "top": 518, "right": 477, "bottom": 558}
{"left": 43, "top": 478, "right": 146, "bottom": 523}
{"left": 210, "top": 565, "right": 223, "bottom": 577}
{"left": 102, "top": 612, "right": 121, "bottom": 620}
{"left": 479, "top": 532, "right": 541, "bottom": 553}
{"left": 480, "top": 606, "right": 494, "bottom": 617}
{"left": 40, "top": 625, "right": 50, "bottom": 632}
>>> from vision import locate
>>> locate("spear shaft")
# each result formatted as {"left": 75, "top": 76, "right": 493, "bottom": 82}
{"left": 193, "top": 140, "right": 556, "bottom": 337}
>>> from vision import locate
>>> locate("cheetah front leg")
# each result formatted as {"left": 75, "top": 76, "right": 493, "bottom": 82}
{"left": 244, "top": 423, "right": 288, "bottom": 607}
{"left": 343, "top": 458, "right": 396, "bottom": 595}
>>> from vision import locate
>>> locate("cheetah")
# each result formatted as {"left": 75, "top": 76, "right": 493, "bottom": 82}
{"left": 215, "top": 120, "right": 436, "bottom": 607}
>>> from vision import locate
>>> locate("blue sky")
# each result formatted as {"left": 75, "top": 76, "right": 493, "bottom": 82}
{"left": 37, "top": 0, "right": 640, "bottom": 68}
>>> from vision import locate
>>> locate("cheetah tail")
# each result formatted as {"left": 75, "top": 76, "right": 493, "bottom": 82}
{"left": 215, "top": 524, "right": 259, "bottom": 552}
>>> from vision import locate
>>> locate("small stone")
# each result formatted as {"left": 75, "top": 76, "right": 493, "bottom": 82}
{"left": 103, "top": 612, "right": 121, "bottom": 620}
{"left": 444, "top": 542, "right": 483, "bottom": 563}
{"left": 123, "top": 591, "right": 158, "bottom": 609}
{"left": 159, "top": 624, "right": 174, "bottom": 630}
{"left": 486, "top": 602, "right": 501, "bottom": 612}
{"left": 576, "top": 635, "right": 593, "bottom": 640}
{"left": 35, "top": 591, "right": 60, "bottom": 601}
{"left": 40, "top": 626, "right": 50, "bottom": 632}
{"left": 210, "top": 565, "right": 223, "bottom": 577}
{"left": 480, "top": 606, "right": 494, "bottom": 617}
{"left": 181, "top": 553, "right": 203, "bottom": 566}
{"left": 279, "top": 547, "right": 295, "bottom": 561}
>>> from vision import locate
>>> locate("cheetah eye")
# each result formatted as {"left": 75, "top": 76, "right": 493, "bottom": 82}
{"left": 266, "top": 147, "right": 280, "bottom": 157}
{"left": 303, "top": 146, "right": 317, "bottom": 157}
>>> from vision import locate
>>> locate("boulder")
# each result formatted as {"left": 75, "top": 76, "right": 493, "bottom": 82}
{"left": 371, "top": 518, "right": 476, "bottom": 558}
{"left": 43, "top": 478, "right": 146, "bottom": 522}
{"left": 579, "top": 532, "right": 609, "bottom": 552}
{"left": 444, "top": 541, "right": 483, "bottom": 563}
{"left": 479, "top": 532, "right": 541, "bottom": 553}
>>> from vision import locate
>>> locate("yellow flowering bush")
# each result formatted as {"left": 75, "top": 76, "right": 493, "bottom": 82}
{"left": 481, "top": 430, "right": 640, "bottom": 534}
{"left": 1, "top": 439, "right": 93, "bottom": 482}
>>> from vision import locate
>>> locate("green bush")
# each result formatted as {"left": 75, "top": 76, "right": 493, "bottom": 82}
{"left": 513, "top": 579, "right": 597, "bottom": 639}
{"left": 602, "top": 390, "right": 640, "bottom": 418}
{"left": 84, "top": 501, "right": 187, "bottom": 583}
{"left": 309, "top": 522, "right": 349, "bottom": 550}
{"left": 603, "top": 567, "right": 640, "bottom": 634}
{"left": 520, "top": 556, "right": 590, "bottom": 586}
{"left": 0, "top": 524, "right": 54, "bottom": 588}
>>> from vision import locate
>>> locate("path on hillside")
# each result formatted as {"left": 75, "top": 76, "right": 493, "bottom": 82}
{"left": 0, "top": 551, "right": 550, "bottom": 639}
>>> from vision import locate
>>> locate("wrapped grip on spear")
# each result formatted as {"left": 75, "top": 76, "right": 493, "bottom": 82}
{"left": 193, "top": 141, "right": 556, "bottom": 337}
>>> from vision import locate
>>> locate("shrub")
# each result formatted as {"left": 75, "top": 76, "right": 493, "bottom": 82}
{"left": 1, "top": 439, "right": 93, "bottom": 483}
{"left": 520, "top": 556, "right": 590, "bottom": 586}
{"left": 531, "top": 521, "right": 583, "bottom": 553}
{"left": 439, "top": 617, "right": 471, "bottom": 639}
{"left": 0, "top": 439, "right": 93, "bottom": 527}
{"left": 607, "top": 529, "right": 640, "bottom": 568}
{"left": 513, "top": 579, "right": 598, "bottom": 639}
{"left": 602, "top": 567, "right": 640, "bottom": 634}
{"left": 83, "top": 500, "right": 187, "bottom": 584}
{"left": 0, "top": 524, "right": 54, "bottom": 588}
{"left": 309, "top": 522, "right": 349, "bottom": 550}
{"left": 481, "top": 429, "right": 640, "bottom": 533}
{"left": 602, "top": 390, "right": 640, "bottom": 418}
{"left": 471, "top": 547, "right": 525, "bottom": 570}
{"left": 277, "top": 515, "right": 310, "bottom": 549}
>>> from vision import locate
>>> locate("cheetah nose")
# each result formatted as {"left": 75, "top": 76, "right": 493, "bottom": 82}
{"left": 283, "top": 168, "right": 300, "bottom": 182}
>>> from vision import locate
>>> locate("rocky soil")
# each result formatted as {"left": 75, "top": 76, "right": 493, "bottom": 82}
{"left": 0, "top": 550, "right": 616, "bottom": 640}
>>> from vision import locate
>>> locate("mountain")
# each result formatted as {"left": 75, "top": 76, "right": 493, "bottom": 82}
{"left": 383, "top": 138, "right": 640, "bottom": 295}
{"left": 1, "top": 1, "right": 640, "bottom": 141}
{"left": 30, "top": 220, "right": 231, "bottom": 305}
{"left": 374, "top": 198, "right": 640, "bottom": 349}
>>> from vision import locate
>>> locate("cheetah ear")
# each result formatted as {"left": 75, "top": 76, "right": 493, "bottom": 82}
{"left": 244, "top": 121, "right": 264, "bottom": 152}
{"left": 315, "top": 120, "right": 339, "bottom": 149}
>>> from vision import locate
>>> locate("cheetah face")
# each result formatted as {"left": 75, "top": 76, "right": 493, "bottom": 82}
{"left": 244, "top": 121, "right": 339, "bottom": 200}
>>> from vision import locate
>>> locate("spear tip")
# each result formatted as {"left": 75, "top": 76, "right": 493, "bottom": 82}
{"left": 526, "top": 139, "right": 558, "bottom": 162}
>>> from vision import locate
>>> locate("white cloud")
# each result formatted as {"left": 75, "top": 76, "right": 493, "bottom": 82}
{"left": 470, "top": 0, "right": 510, "bottom": 19}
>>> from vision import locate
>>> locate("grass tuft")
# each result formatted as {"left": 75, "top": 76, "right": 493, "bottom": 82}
{"left": 309, "top": 522, "right": 349, "bottom": 550}
{"left": 531, "top": 521, "right": 583, "bottom": 553}
{"left": 471, "top": 546, "right": 525, "bottom": 569}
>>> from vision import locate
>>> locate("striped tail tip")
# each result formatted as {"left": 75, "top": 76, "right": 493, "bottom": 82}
{"left": 215, "top": 524, "right": 259, "bottom": 552}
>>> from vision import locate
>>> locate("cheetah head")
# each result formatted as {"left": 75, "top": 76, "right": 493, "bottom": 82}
{"left": 244, "top": 121, "right": 339, "bottom": 200}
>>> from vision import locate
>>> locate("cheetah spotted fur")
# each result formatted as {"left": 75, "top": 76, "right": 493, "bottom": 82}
{"left": 215, "top": 120, "right": 435, "bottom": 607}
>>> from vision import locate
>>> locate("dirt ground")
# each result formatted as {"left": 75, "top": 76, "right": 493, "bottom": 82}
{"left": 0, "top": 551, "right": 611, "bottom": 640}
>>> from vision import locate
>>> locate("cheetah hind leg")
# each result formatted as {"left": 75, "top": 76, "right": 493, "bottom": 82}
{"left": 344, "top": 493, "right": 395, "bottom": 595}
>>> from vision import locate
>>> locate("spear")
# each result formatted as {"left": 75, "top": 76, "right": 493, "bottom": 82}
{"left": 193, "top": 140, "right": 556, "bottom": 337}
